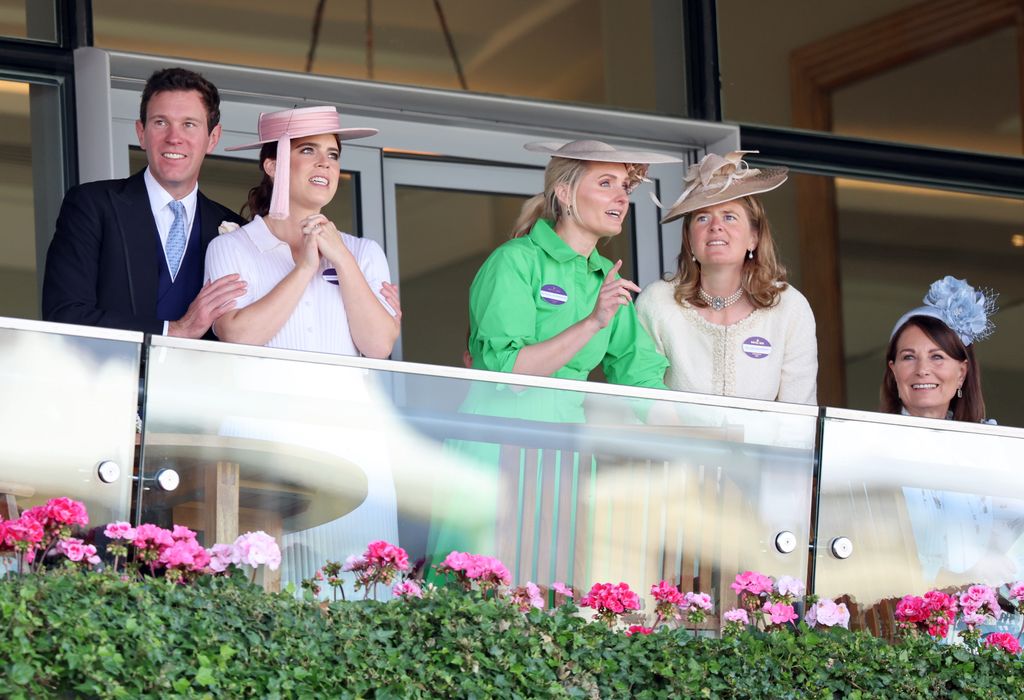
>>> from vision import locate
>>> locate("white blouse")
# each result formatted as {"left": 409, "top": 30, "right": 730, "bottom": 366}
{"left": 205, "top": 216, "right": 394, "bottom": 356}
{"left": 636, "top": 279, "right": 818, "bottom": 404}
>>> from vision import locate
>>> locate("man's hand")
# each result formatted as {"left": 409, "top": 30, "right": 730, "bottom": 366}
{"left": 167, "top": 274, "right": 247, "bottom": 338}
{"left": 380, "top": 281, "right": 402, "bottom": 322}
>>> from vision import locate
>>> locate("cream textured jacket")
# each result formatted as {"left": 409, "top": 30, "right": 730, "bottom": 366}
{"left": 636, "top": 279, "right": 818, "bottom": 404}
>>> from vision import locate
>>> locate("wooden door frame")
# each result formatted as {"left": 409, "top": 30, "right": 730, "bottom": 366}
{"left": 789, "top": 0, "right": 1024, "bottom": 406}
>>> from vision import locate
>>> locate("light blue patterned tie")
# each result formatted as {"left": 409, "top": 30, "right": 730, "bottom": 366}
{"left": 166, "top": 200, "right": 186, "bottom": 279}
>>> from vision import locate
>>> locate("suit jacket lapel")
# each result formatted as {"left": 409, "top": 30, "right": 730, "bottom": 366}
{"left": 109, "top": 171, "right": 160, "bottom": 318}
{"left": 197, "top": 191, "right": 224, "bottom": 254}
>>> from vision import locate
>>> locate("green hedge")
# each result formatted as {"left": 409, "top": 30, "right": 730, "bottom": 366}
{"left": 1, "top": 570, "right": 1021, "bottom": 699}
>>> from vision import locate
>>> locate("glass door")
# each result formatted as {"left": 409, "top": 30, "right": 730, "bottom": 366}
{"left": 382, "top": 156, "right": 665, "bottom": 365}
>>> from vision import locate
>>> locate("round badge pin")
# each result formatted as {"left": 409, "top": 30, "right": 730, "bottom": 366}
{"left": 539, "top": 284, "right": 568, "bottom": 305}
{"left": 321, "top": 268, "right": 339, "bottom": 285}
{"left": 742, "top": 336, "right": 772, "bottom": 359}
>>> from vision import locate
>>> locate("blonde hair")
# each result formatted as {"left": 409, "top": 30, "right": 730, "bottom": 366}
{"left": 672, "top": 195, "right": 788, "bottom": 309}
{"left": 512, "top": 158, "right": 649, "bottom": 238}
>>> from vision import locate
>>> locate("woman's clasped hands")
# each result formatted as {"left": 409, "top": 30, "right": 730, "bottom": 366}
{"left": 299, "top": 213, "right": 350, "bottom": 268}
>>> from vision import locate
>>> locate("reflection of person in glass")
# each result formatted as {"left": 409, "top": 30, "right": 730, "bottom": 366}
{"left": 884, "top": 277, "right": 1016, "bottom": 589}
{"left": 204, "top": 106, "right": 400, "bottom": 356}
{"left": 636, "top": 151, "right": 816, "bottom": 404}
{"left": 428, "top": 140, "right": 677, "bottom": 570}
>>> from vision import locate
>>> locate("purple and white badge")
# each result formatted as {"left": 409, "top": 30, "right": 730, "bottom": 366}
{"left": 321, "top": 268, "right": 339, "bottom": 285}
{"left": 539, "top": 284, "right": 568, "bottom": 305}
{"left": 742, "top": 336, "right": 772, "bottom": 359}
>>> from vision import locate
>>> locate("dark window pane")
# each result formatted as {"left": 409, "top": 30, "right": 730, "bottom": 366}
{"left": 94, "top": 0, "right": 686, "bottom": 116}
{"left": 0, "top": 0, "right": 57, "bottom": 42}
{"left": 395, "top": 185, "right": 528, "bottom": 368}
{"left": 0, "top": 79, "right": 36, "bottom": 318}
{"left": 718, "top": 0, "right": 1021, "bottom": 156}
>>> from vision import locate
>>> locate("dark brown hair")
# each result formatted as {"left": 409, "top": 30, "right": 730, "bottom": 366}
{"left": 880, "top": 315, "right": 986, "bottom": 422}
{"left": 241, "top": 135, "right": 342, "bottom": 220}
{"left": 139, "top": 68, "right": 220, "bottom": 133}
{"left": 671, "top": 195, "right": 788, "bottom": 309}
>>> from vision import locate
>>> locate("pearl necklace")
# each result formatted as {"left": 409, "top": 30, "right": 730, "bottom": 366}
{"left": 698, "top": 287, "right": 744, "bottom": 311}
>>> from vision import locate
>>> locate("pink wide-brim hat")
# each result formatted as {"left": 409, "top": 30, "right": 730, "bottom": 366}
{"left": 225, "top": 106, "right": 378, "bottom": 219}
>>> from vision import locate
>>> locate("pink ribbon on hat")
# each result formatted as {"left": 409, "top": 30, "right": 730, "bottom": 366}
{"left": 254, "top": 108, "right": 344, "bottom": 219}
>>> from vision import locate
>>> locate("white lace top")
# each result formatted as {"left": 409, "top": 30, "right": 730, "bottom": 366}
{"left": 636, "top": 279, "right": 818, "bottom": 404}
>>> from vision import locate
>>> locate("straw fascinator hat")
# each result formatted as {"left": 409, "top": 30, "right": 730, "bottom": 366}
{"left": 659, "top": 150, "right": 788, "bottom": 224}
{"left": 891, "top": 276, "right": 998, "bottom": 347}
{"left": 226, "top": 106, "right": 377, "bottom": 219}
{"left": 524, "top": 140, "right": 681, "bottom": 164}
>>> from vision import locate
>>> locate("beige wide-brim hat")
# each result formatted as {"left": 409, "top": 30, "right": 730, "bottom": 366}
{"left": 525, "top": 139, "right": 681, "bottom": 164}
{"left": 660, "top": 150, "right": 787, "bottom": 224}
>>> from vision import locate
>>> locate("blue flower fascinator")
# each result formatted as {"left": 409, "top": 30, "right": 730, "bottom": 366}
{"left": 890, "top": 276, "right": 998, "bottom": 346}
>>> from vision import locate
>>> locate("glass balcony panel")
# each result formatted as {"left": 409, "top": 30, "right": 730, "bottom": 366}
{"left": 814, "top": 409, "right": 1024, "bottom": 637}
{"left": 0, "top": 320, "right": 141, "bottom": 540}
{"left": 139, "top": 338, "right": 817, "bottom": 623}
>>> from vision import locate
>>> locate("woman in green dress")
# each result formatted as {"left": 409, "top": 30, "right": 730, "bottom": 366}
{"left": 427, "top": 140, "right": 679, "bottom": 578}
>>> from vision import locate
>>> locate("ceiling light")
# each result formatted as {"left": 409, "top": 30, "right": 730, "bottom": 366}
{"left": 1012, "top": 234, "right": 1024, "bottom": 248}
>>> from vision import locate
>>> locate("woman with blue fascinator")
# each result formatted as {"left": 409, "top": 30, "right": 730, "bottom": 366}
{"left": 882, "top": 276, "right": 997, "bottom": 423}
{"left": 885, "top": 278, "right": 1018, "bottom": 595}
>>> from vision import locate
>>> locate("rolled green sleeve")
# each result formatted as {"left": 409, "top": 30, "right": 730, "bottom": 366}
{"left": 468, "top": 246, "right": 538, "bottom": 373}
{"left": 602, "top": 301, "right": 669, "bottom": 389}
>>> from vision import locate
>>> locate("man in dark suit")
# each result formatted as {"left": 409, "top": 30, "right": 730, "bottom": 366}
{"left": 42, "top": 68, "right": 247, "bottom": 337}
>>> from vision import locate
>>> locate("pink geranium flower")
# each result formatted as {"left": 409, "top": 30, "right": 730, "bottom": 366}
{"left": 234, "top": 531, "right": 281, "bottom": 570}
{"left": 723, "top": 608, "right": 749, "bottom": 625}
{"left": 775, "top": 575, "right": 805, "bottom": 598}
{"left": 551, "top": 581, "right": 574, "bottom": 598}
{"left": 342, "top": 554, "right": 368, "bottom": 572}
{"left": 392, "top": 580, "right": 424, "bottom": 598}
{"left": 41, "top": 497, "right": 89, "bottom": 528}
{"left": 897, "top": 590, "right": 957, "bottom": 638}
{"left": 509, "top": 581, "right": 545, "bottom": 612}
{"left": 207, "top": 543, "right": 238, "bottom": 573}
{"left": 762, "top": 601, "right": 798, "bottom": 625}
{"left": 895, "top": 595, "right": 927, "bottom": 624}
{"left": 650, "top": 580, "right": 684, "bottom": 605}
{"left": 985, "top": 632, "right": 1022, "bottom": 655}
{"left": 436, "top": 551, "right": 511, "bottom": 590}
{"left": 580, "top": 582, "right": 641, "bottom": 627}
{"left": 55, "top": 538, "right": 100, "bottom": 566}
{"left": 731, "top": 571, "right": 773, "bottom": 597}
{"left": 58, "top": 538, "right": 86, "bottom": 562}
{"left": 625, "top": 625, "right": 653, "bottom": 637}
{"left": 806, "top": 598, "right": 850, "bottom": 629}
{"left": 684, "top": 591, "right": 713, "bottom": 612}
{"left": 365, "top": 540, "right": 410, "bottom": 573}
{"left": 4, "top": 514, "right": 44, "bottom": 548}
{"left": 103, "top": 521, "right": 137, "bottom": 541}
{"left": 132, "top": 523, "right": 175, "bottom": 550}
{"left": 959, "top": 585, "right": 1001, "bottom": 627}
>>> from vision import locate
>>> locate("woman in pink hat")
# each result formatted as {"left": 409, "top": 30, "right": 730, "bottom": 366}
{"left": 636, "top": 151, "right": 817, "bottom": 404}
{"left": 204, "top": 106, "right": 400, "bottom": 357}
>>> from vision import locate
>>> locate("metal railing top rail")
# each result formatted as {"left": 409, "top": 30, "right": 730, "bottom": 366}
{"left": 146, "top": 333, "right": 822, "bottom": 418}
{"left": 0, "top": 315, "right": 143, "bottom": 344}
